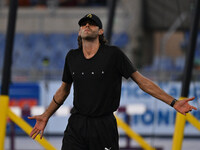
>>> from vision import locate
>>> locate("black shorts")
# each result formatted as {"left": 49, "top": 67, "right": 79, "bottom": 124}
{"left": 61, "top": 113, "right": 119, "bottom": 150}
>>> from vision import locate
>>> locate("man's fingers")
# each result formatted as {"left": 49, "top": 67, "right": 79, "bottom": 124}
{"left": 186, "top": 97, "right": 195, "bottom": 102}
{"left": 33, "top": 130, "right": 40, "bottom": 139}
{"left": 191, "top": 106, "right": 197, "bottom": 110}
{"left": 30, "top": 128, "right": 44, "bottom": 140}
{"left": 30, "top": 127, "right": 37, "bottom": 137}
{"left": 185, "top": 97, "right": 198, "bottom": 111}
{"left": 28, "top": 116, "right": 36, "bottom": 120}
{"left": 40, "top": 130, "right": 44, "bottom": 139}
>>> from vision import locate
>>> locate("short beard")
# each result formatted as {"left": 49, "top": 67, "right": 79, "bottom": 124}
{"left": 81, "top": 33, "right": 98, "bottom": 41}
{"left": 82, "top": 36, "right": 96, "bottom": 41}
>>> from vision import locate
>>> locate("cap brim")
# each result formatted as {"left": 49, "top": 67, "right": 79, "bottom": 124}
{"left": 78, "top": 18, "right": 97, "bottom": 27}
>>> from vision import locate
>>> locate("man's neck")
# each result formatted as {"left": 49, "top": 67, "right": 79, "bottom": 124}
{"left": 82, "top": 39, "right": 100, "bottom": 59}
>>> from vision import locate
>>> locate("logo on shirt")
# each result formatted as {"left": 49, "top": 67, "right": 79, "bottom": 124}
{"left": 72, "top": 71, "right": 105, "bottom": 76}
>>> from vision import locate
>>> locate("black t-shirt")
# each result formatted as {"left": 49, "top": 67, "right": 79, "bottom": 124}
{"left": 62, "top": 44, "right": 137, "bottom": 117}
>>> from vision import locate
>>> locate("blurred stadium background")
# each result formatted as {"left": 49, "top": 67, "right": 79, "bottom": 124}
{"left": 0, "top": 0, "right": 200, "bottom": 150}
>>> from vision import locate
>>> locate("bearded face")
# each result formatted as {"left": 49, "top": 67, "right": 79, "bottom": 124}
{"left": 79, "top": 20, "right": 103, "bottom": 41}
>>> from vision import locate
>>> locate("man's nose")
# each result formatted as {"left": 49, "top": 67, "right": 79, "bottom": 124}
{"left": 85, "top": 23, "right": 90, "bottom": 27}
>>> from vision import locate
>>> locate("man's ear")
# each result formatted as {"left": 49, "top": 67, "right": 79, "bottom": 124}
{"left": 99, "top": 29, "right": 104, "bottom": 35}
{"left": 78, "top": 28, "right": 81, "bottom": 36}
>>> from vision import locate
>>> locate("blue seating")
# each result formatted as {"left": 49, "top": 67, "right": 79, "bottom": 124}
{"left": 183, "top": 31, "right": 200, "bottom": 59}
{"left": 0, "top": 33, "right": 5, "bottom": 45}
{"left": 48, "top": 33, "right": 67, "bottom": 48}
{"left": 0, "top": 32, "right": 129, "bottom": 71}
{"left": 143, "top": 56, "right": 175, "bottom": 71}
{"left": 67, "top": 33, "right": 79, "bottom": 49}
{"left": 174, "top": 56, "right": 185, "bottom": 71}
{"left": 111, "top": 33, "right": 129, "bottom": 48}
{"left": 0, "top": 33, "right": 5, "bottom": 68}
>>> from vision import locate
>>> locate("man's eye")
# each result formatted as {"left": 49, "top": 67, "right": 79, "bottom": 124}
{"left": 90, "top": 22, "right": 96, "bottom": 26}
{"left": 81, "top": 21, "right": 96, "bottom": 26}
{"left": 81, "top": 22, "right": 87, "bottom": 26}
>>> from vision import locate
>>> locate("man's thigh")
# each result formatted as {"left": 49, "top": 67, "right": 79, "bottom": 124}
{"left": 61, "top": 125, "right": 88, "bottom": 150}
{"left": 88, "top": 114, "right": 119, "bottom": 150}
{"left": 61, "top": 115, "right": 88, "bottom": 150}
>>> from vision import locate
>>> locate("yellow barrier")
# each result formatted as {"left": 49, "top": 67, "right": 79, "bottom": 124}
{"left": 0, "top": 92, "right": 56, "bottom": 150}
{"left": 115, "top": 115, "right": 156, "bottom": 150}
{"left": 7, "top": 108, "right": 56, "bottom": 150}
{"left": 172, "top": 97, "right": 200, "bottom": 150}
{"left": 186, "top": 113, "right": 200, "bottom": 130}
{"left": 0, "top": 94, "right": 56, "bottom": 150}
{"left": 0, "top": 95, "right": 9, "bottom": 150}
{"left": 171, "top": 111, "right": 186, "bottom": 150}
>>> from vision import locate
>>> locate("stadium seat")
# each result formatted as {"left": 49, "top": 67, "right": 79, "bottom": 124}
{"left": 111, "top": 32, "right": 129, "bottom": 48}
{"left": 66, "top": 33, "right": 79, "bottom": 49}
{"left": 0, "top": 33, "right": 5, "bottom": 68}
{"left": 143, "top": 56, "right": 175, "bottom": 71}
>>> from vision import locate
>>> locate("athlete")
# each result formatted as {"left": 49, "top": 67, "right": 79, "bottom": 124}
{"left": 28, "top": 14, "right": 197, "bottom": 150}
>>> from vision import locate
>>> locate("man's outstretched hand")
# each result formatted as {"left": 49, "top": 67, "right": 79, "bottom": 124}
{"left": 28, "top": 115, "right": 48, "bottom": 139}
{"left": 174, "top": 97, "right": 197, "bottom": 115}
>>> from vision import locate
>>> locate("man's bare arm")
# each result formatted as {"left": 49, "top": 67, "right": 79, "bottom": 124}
{"left": 42, "top": 82, "right": 72, "bottom": 119}
{"left": 131, "top": 71, "right": 174, "bottom": 104}
{"left": 28, "top": 82, "right": 71, "bottom": 139}
{"left": 131, "top": 71, "right": 197, "bottom": 115}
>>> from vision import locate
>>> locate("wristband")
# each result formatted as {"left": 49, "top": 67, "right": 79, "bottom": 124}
{"left": 170, "top": 99, "right": 177, "bottom": 107}
{"left": 53, "top": 96, "right": 63, "bottom": 106}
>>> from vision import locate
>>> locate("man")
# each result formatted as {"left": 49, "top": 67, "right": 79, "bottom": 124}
{"left": 29, "top": 14, "right": 197, "bottom": 150}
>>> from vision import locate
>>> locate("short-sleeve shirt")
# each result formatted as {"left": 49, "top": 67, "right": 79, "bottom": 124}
{"left": 62, "top": 44, "right": 137, "bottom": 117}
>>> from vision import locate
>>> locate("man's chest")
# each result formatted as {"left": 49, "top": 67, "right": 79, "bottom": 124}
{"left": 69, "top": 56, "right": 115, "bottom": 81}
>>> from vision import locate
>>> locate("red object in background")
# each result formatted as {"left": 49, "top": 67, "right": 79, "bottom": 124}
{"left": 9, "top": 98, "right": 38, "bottom": 108}
{"left": 18, "top": 0, "right": 30, "bottom": 6}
